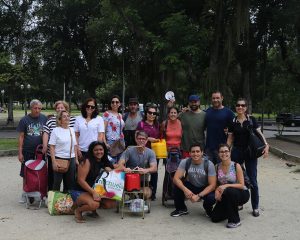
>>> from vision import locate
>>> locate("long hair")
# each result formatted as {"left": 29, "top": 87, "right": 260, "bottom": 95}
{"left": 81, "top": 98, "right": 99, "bottom": 119}
{"left": 81, "top": 141, "right": 110, "bottom": 177}
{"left": 142, "top": 104, "right": 159, "bottom": 127}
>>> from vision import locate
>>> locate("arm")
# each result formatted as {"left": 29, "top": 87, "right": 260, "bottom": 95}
{"left": 42, "top": 132, "right": 49, "bottom": 154}
{"left": 49, "top": 145, "right": 58, "bottom": 171}
{"left": 98, "top": 132, "right": 105, "bottom": 142}
{"left": 18, "top": 132, "right": 25, "bottom": 163}
{"left": 103, "top": 121, "right": 109, "bottom": 147}
{"left": 227, "top": 133, "right": 234, "bottom": 148}
{"left": 77, "top": 160, "right": 101, "bottom": 201}
{"left": 216, "top": 164, "right": 245, "bottom": 192}
{"left": 173, "top": 169, "right": 194, "bottom": 199}
{"left": 75, "top": 131, "right": 82, "bottom": 159}
{"left": 137, "top": 162, "right": 157, "bottom": 174}
{"left": 256, "top": 128, "right": 269, "bottom": 158}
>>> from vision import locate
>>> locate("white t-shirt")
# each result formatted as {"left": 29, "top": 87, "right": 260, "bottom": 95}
{"left": 49, "top": 127, "right": 77, "bottom": 158}
{"left": 74, "top": 115, "right": 105, "bottom": 152}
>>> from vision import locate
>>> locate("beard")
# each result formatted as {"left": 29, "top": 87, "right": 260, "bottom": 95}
{"left": 190, "top": 105, "right": 199, "bottom": 111}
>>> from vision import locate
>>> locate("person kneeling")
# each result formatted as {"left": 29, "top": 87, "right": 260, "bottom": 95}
{"left": 117, "top": 130, "right": 157, "bottom": 200}
{"left": 171, "top": 144, "right": 216, "bottom": 217}
{"left": 211, "top": 144, "right": 250, "bottom": 228}
{"left": 70, "top": 141, "right": 116, "bottom": 223}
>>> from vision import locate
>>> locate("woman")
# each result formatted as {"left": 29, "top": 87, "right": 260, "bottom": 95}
{"left": 103, "top": 95, "right": 125, "bottom": 163}
{"left": 74, "top": 98, "right": 105, "bottom": 161}
{"left": 70, "top": 141, "right": 116, "bottom": 223}
{"left": 227, "top": 98, "right": 269, "bottom": 217}
{"left": 43, "top": 100, "right": 76, "bottom": 191}
{"left": 160, "top": 107, "right": 182, "bottom": 149}
{"left": 211, "top": 144, "right": 250, "bottom": 228}
{"left": 49, "top": 110, "right": 78, "bottom": 191}
{"left": 137, "top": 104, "right": 160, "bottom": 200}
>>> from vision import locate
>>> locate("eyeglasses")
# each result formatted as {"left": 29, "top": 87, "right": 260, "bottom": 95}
{"left": 219, "top": 150, "right": 230, "bottom": 154}
{"left": 86, "top": 105, "right": 96, "bottom": 109}
{"left": 111, "top": 101, "right": 120, "bottom": 104}
{"left": 147, "top": 111, "right": 157, "bottom": 116}
{"left": 136, "top": 137, "right": 147, "bottom": 141}
{"left": 236, "top": 104, "right": 246, "bottom": 108}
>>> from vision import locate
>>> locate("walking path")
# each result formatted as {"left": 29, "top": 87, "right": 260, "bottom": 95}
{"left": 0, "top": 154, "right": 299, "bottom": 240}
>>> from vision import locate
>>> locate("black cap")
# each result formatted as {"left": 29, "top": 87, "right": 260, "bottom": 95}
{"left": 128, "top": 98, "right": 139, "bottom": 104}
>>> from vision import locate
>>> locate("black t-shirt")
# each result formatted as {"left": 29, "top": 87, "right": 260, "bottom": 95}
{"left": 228, "top": 116, "right": 259, "bottom": 148}
{"left": 75, "top": 159, "right": 113, "bottom": 191}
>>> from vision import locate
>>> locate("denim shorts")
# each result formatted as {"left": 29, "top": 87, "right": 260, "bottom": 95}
{"left": 70, "top": 190, "right": 85, "bottom": 203}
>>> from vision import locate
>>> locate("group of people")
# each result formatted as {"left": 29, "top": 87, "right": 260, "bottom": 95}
{"left": 17, "top": 91, "right": 269, "bottom": 227}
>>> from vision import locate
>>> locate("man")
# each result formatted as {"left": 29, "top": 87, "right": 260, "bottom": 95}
{"left": 178, "top": 95, "right": 206, "bottom": 158}
{"left": 171, "top": 144, "right": 216, "bottom": 217}
{"left": 17, "top": 99, "right": 47, "bottom": 200}
{"left": 205, "top": 91, "right": 235, "bottom": 164}
{"left": 123, "top": 97, "right": 143, "bottom": 147}
{"left": 118, "top": 130, "right": 157, "bottom": 199}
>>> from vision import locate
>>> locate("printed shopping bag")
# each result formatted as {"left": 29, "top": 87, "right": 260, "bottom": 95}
{"left": 93, "top": 170, "right": 125, "bottom": 201}
{"left": 47, "top": 191, "right": 75, "bottom": 215}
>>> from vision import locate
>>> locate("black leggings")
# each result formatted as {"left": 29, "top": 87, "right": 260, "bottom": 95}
{"left": 211, "top": 187, "right": 250, "bottom": 223}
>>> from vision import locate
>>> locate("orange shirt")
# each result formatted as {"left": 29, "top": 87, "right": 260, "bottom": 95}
{"left": 164, "top": 119, "right": 182, "bottom": 148}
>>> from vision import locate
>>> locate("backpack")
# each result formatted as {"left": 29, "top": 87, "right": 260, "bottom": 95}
{"left": 183, "top": 156, "right": 209, "bottom": 181}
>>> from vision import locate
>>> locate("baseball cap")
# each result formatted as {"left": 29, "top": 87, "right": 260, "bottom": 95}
{"left": 128, "top": 97, "right": 139, "bottom": 104}
{"left": 188, "top": 95, "right": 200, "bottom": 102}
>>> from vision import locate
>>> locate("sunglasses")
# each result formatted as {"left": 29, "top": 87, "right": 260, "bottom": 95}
{"left": 236, "top": 104, "right": 246, "bottom": 108}
{"left": 86, "top": 105, "right": 96, "bottom": 109}
{"left": 111, "top": 101, "right": 120, "bottom": 104}
{"left": 147, "top": 111, "right": 157, "bottom": 116}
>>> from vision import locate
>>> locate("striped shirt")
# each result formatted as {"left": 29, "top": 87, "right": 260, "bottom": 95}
{"left": 43, "top": 115, "right": 76, "bottom": 156}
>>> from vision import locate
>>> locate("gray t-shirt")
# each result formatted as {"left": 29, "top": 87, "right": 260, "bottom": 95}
{"left": 17, "top": 114, "right": 47, "bottom": 154}
{"left": 120, "top": 147, "right": 157, "bottom": 169}
{"left": 178, "top": 158, "right": 216, "bottom": 188}
{"left": 124, "top": 112, "right": 143, "bottom": 130}
{"left": 178, "top": 111, "right": 206, "bottom": 151}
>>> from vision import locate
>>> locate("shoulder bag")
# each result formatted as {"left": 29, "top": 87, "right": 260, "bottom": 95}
{"left": 54, "top": 128, "right": 72, "bottom": 173}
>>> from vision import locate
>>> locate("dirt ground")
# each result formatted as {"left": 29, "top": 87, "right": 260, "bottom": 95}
{"left": 0, "top": 154, "right": 299, "bottom": 240}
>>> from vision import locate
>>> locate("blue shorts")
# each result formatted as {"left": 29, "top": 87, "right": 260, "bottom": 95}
{"left": 70, "top": 190, "right": 85, "bottom": 203}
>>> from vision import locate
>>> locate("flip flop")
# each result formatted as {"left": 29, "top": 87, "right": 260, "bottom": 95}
{"left": 74, "top": 217, "right": 86, "bottom": 223}
{"left": 86, "top": 211, "right": 99, "bottom": 218}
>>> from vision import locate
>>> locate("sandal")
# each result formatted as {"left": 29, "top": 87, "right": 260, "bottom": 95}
{"left": 74, "top": 209, "right": 86, "bottom": 223}
{"left": 86, "top": 211, "right": 99, "bottom": 218}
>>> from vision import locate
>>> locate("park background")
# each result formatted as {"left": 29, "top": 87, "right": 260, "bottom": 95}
{"left": 0, "top": 0, "right": 299, "bottom": 124}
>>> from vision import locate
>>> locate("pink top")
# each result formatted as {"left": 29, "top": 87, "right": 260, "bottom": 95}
{"left": 164, "top": 119, "right": 182, "bottom": 148}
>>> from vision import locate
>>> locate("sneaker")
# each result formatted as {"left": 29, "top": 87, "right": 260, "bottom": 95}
{"left": 252, "top": 209, "right": 260, "bottom": 217}
{"left": 226, "top": 222, "right": 241, "bottom": 228}
{"left": 170, "top": 209, "right": 189, "bottom": 217}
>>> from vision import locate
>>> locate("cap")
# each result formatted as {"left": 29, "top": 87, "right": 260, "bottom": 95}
{"left": 128, "top": 97, "right": 139, "bottom": 104}
{"left": 188, "top": 95, "right": 200, "bottom": 102}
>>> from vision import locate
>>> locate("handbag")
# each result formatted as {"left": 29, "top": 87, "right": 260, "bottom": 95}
{"left": 54, "top": 128, "right": 72, "bottom": 173}
{"left": 93, "top": 169, "right": 125, "bottom": 201}
{"left": 247, "top": 117, "right": 266, "bottom": 158}
{"left": 47, "top": 191, "right": 75, "bottom": 215}
{"left": 110, "top": 139, "right": 125, "bottom": 157}
{"left": 109, "top": 115, "right": 125, "bottom": 157}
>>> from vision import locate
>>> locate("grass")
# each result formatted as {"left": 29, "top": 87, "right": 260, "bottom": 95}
{"left": 0, "top": 138, "right": 18, "bottom": 150}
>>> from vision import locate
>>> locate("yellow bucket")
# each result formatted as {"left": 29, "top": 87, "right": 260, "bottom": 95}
{"left": 151, "top": 139, "right": 167, "bottom": 159}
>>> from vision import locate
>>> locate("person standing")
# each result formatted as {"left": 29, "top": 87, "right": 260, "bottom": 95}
{"left": 17, "top": 99, "right": 47, "bottom": 200}
{"left": 75, "top": 98, "right": 105, "bottom": 161}
{"left": 227, "top": 98, "right": 269, "bottom": 217}
{"left": 42, "top": 100, "right": 76, "bottom": 191}
{"left": 123, "top": 97, "right": 143, "bottom": 147}
{"left": 178, "top": 95, "right": 206, "bottom": 158}
{"left": 49, "top": 110, "right": 78, "bottom": 191}
{"left": 205, "top": 91, "right": 235, "bottom": 164}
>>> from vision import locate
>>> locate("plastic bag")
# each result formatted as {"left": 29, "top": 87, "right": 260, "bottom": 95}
{"left": 48, "top": 191, "right": 75, "bottom": 215}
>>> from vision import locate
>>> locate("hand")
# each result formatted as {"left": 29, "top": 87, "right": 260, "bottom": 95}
{"left": 181, "top": 107, "right": 189, "bottom": 113}
{"left": 75, "top": 159, "right": 79, "bottom": 166}
{"left": 191, "top": 194, "right": 200, "bottom": 203}
{"left": 52, "top": 160, "right": 59, "bottom": 172}
{"left": 183, "top": 189, "right": 193, "bottom": 199}
{"left": 224, "top": 128, "right": 228, "bottom": 135}
{"left": 215, "top": 190, "right": 222, "bottom": 201}
{"left": 124, "top": 168, "right": 132, "bottom": 173}
{"left": 18, "top": 153, "right": 24, "bottom": 163}
{"left": 137, "top": 167, "right": 148, "bottom": 174}
{"left": 77, "top": 150, "right": 83, "bottom": 160}
{"left": 167, "top": 100, "right": 175, "bottom": 108}
{"left": 92, "top": 191, "right": 101, "bottom": 201}
{"left": 262, "top": 145, "right": 269, "bottom": 158}
{"left": 42, "top": 145, "right": 48, "bottom": 154}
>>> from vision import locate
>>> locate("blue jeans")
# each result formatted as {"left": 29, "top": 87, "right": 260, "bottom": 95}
{"left": 231, "top": 147, "right": 259, "bottom": 210}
